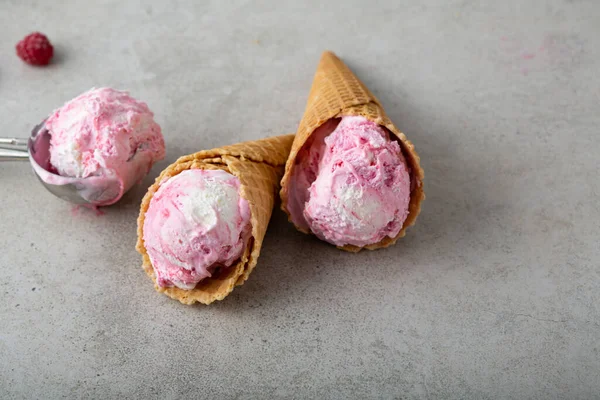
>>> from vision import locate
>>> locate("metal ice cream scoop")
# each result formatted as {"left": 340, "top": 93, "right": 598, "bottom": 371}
{"left": 0, "top": 121, "right": 121, "bottom": 205}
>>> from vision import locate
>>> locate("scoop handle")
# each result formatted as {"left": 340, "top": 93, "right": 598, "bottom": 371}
{"left": 0, "top": 137, "right": 28, "bottom": 147}
{"left": 0, "top": 137, "right": 29, "bottom": 160}
{"left": 0, "top": 148, "right": 29, "bottom": 160}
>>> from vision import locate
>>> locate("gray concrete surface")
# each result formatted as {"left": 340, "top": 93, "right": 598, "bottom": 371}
{"left": 1, "top": 0, "right": 599, "bottom": 398}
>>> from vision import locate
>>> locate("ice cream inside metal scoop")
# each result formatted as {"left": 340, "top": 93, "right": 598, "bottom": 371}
{"left": 0, "top": 125, "right": 113, "bottom": 205}
{"left": 29, "top": 87, "right": 165, "bottom": 206}
{"left": 1, "top": 88, "right": 165, "bottom": 206}
{"left": 28, "top": 121, "right": 124, "bottom": 205}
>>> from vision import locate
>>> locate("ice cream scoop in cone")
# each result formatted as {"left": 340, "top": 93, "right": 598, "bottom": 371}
{"left": 280, "top": 51, "right": 424, "bottom": 252}
{"left": 137, "top": 134, "right": 294, "bottom": 305}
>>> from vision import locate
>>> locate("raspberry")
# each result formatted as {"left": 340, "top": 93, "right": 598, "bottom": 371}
{"left": 16, "top": 32, "right": 54, "bottom": 66}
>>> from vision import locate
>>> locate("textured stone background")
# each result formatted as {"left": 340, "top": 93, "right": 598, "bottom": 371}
{"left": 0, "top": 0, "right": 598, "bottom": 398}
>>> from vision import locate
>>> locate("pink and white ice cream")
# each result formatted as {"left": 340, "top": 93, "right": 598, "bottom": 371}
{"left": 142, "top": 169, "right": 252, "bottom": 289}
{"left": 45, "top": 87, "right": 165, "bottom": 205}
{"left": 287, "top": 116, "right": 411, "bottom": 247}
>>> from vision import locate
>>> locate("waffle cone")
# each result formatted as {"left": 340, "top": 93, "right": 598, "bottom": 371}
{"left": 137, "top": 134, "right": 295, "bottom": 305}
{"left": 280, "top": 51, "right": 425, "bottom": 252}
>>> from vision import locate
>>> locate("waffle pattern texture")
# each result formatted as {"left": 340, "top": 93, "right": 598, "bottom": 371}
{"left": 137, "top": 134, "right": 295, "bottom": 304}
{"left": 280, "top": 51, "right": 425, "bottom": 252}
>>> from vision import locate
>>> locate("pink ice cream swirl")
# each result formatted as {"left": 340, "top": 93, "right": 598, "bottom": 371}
{"left": 143, "top": 169, "right": 252, "bottom": 289}
{"left": 46, "top": 87, "right": 165, "bottom": 205}
{"left": 288, "top": 116, "right": 411, "bottom": 247}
